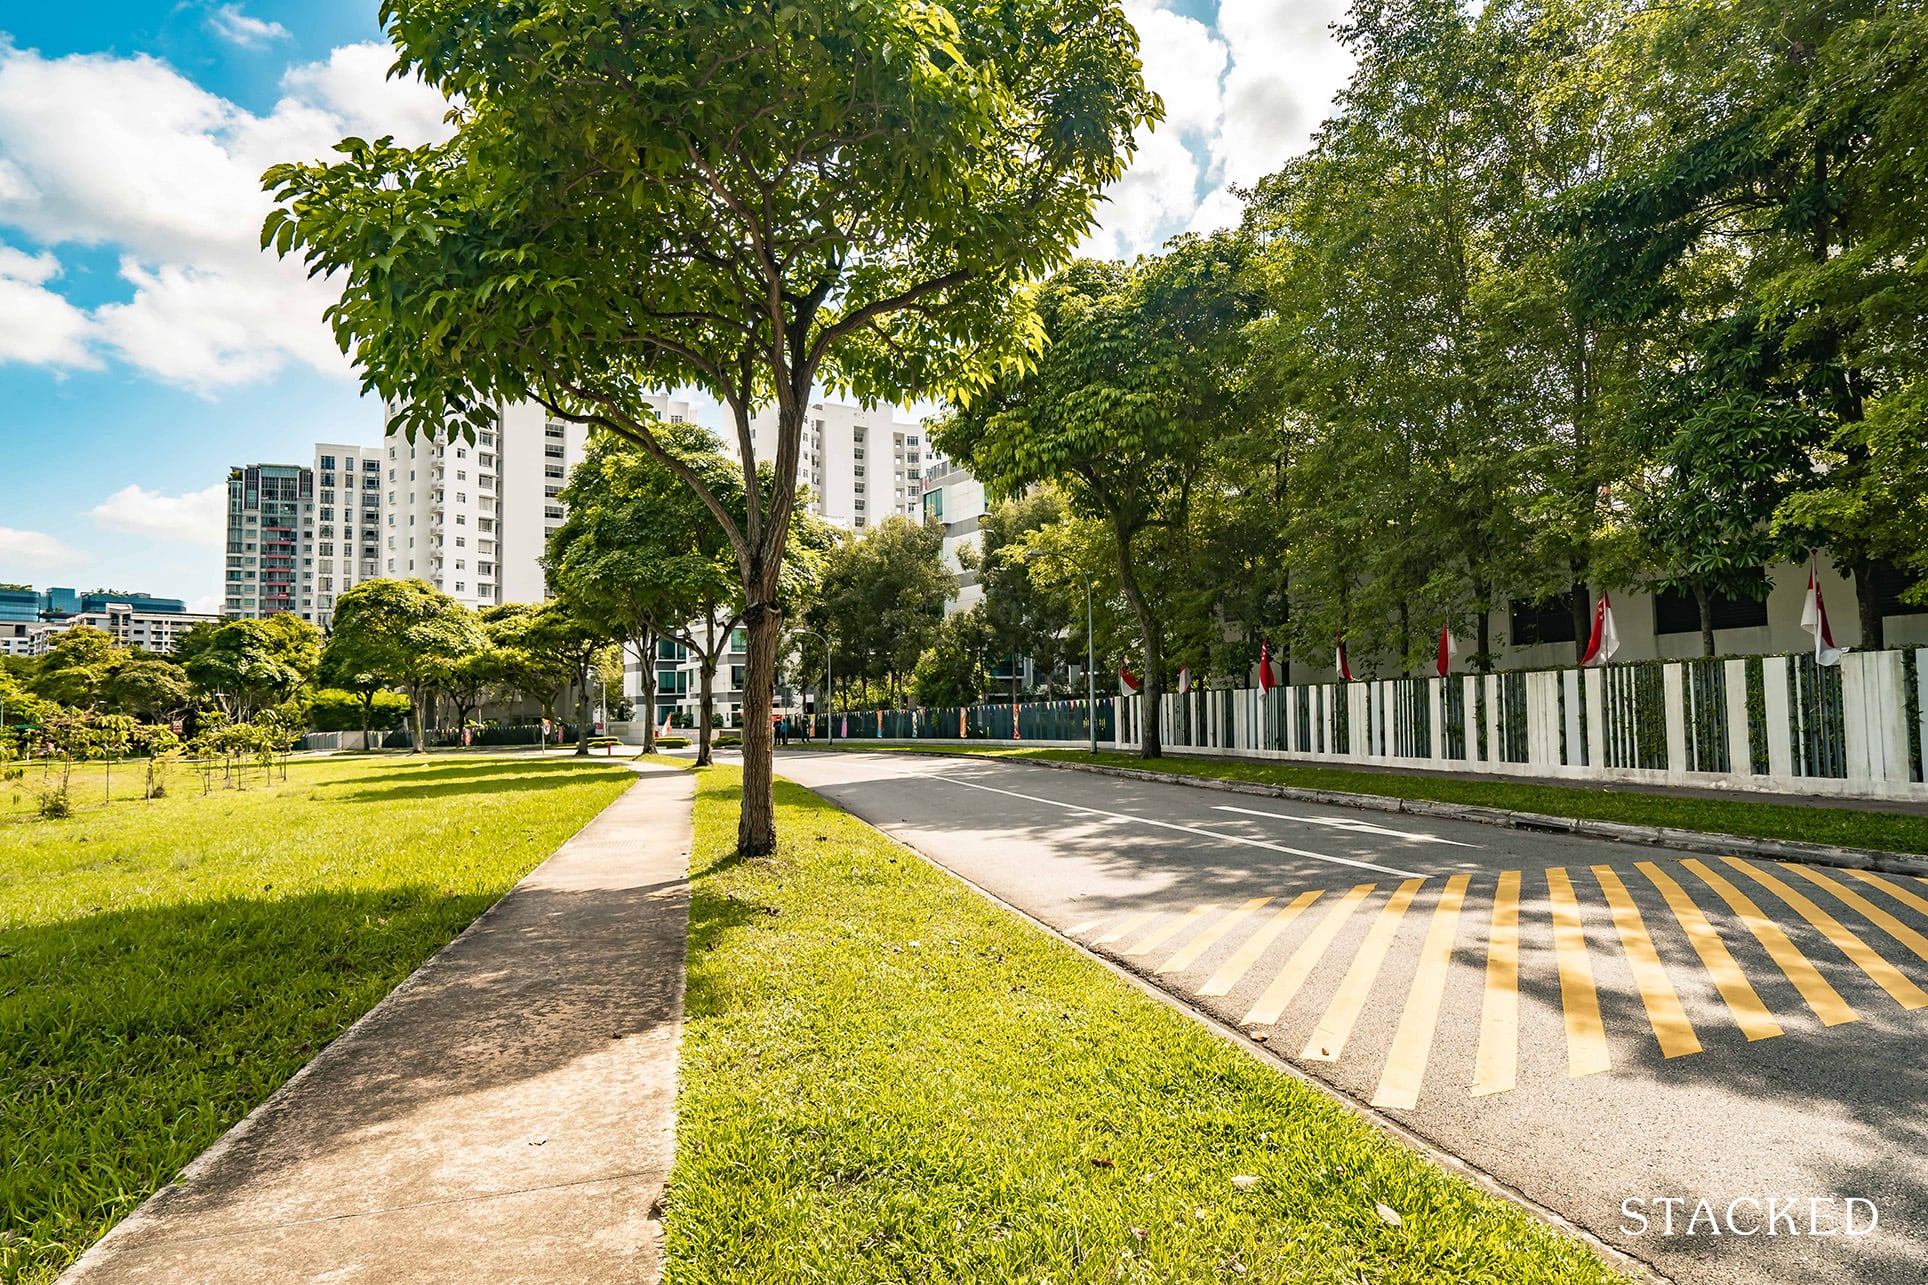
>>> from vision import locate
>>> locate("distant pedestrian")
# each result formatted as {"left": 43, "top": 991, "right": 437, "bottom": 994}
{"left": 776, "top": 717, "right": 789, "bottom": 747}
{"left": 799, "top": 716, "right": 812, "bottom": 745}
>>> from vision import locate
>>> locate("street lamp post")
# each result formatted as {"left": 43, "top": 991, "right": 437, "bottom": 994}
{"left": 798, "top": 628, "right": 834, "bottom": 746}
{"left": 1085, "top": 576, "right": 1097, "bottom": 755}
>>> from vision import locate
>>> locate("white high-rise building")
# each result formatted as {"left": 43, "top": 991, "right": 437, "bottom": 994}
{"left": 312, "top": 442, "right": 385, "bottom": 628}
{"left": 386, "top": 394, "right": 693, "bottom": 607}
{"left": 746, "top": 401, "right": 926, "bottom": 530}
{"left": 224, "top": 444, "right": 388, "bottom": 627}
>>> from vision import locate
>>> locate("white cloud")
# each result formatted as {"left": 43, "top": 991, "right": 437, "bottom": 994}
{"left": 86, "top": 483, "right": 228, "bottom": 544}
{"left": 279, "top": 42, "right": 455, "bottom": 144}
{"left": 0, "top": 243, "right": 96, "bottom": 367}
{"left": 1084, "top": 0, "right": 1354, "bottom": 258}
{"left": 1211, "top": 0, "right": 1353, "bottom": 189}
{"left": 187, "top": 592, "right": 224, "bottom": 615}
{"left": 0, "top": 40, "right": 452, "bottom": 390}
{"left": 0, "top": 526, "right": 88, "bottom": 568}
{"left": 1127, "top": 2, "right": 1228, "bottom": 139}
{"left": 207, "top": 5, "right": 292, "bottom": 51}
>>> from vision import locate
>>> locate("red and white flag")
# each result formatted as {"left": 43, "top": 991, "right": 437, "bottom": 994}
{"left": 658, "top": 712, "right": 673, "bottom": 739}
{"left": 1258, "top": 640, "right": 1276, "bottom": 693}
{"left": 1435, "top": 625, "right": 1458, "bottom": 678}
{"left": 1801, "top": 558, "right": 1843, "bottom": 666}
{"left": 1119, "top": 665, "right": 1141, "bottom": 694}
{"left": 1177, "top": 665, "right": 1192, "bottom": 695}
{"left": 1580, "top": 592, "right": 1619, "bottom": 667}
{"left": 1334, "top": 635, "right": 1356, "bottom": 683}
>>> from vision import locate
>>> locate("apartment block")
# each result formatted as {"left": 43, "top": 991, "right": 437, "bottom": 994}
{"left": 1, "top": 586, "right": 214, "bottom": 657}
{"left": 746, "top": 401, "right": 926, "bottom": 530}
{"left": 385, "top": 395, "right": 692, "bottom": 607}
{"left": 223, "top": 463, "right": 313, "bottom": 620}
{"left": 312, "top": 443, "right": 384, "bottom": 628}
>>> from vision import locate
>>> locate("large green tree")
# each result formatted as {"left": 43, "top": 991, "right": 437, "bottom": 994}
{"left": 1562, "top": 0, "right": 1928, "bottom": 646}
{"left": 266, "top": 0, "right": 1157, "bottom": 853}
{"left": 807, "top": 516, "right": 954, "bottom": 709}
{"left": 935, "top": 234, "right": 1256, "bottom": 757}
{"left": 177, "top": 617, "right": 321, "bottom": 721}
{"left": 323, "top": 579, "right": 483, "bottom": 753}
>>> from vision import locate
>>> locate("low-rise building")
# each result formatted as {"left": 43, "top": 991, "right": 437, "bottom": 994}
{"left": 0, "top": 586, "right": 215, "bottom": 657}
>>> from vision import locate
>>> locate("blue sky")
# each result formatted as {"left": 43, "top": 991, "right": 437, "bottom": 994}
{"left": 0, "top": 1, "right": 1351, "bottom": 610}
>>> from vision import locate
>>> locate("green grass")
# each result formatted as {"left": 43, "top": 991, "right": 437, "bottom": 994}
{"left": 804, "top": 741, "right": 1928, "bottom": 856}
{"left": 0, "top": 755, "right": 633, "bottom": 1285}
{"left": 664, "top": 767, "right": 1623, "bottom": 1283}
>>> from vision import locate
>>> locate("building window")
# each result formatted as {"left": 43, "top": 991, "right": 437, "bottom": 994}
{"left": 545, "top": 464, "right": 565, "bottom": 479}
{"left": 455, "top": 514, "right": 466, "bottom": 525}
{"left": 455, "top": 536, "right": 466, "bottom": 547}
{"left": 545, "top": 505, "right": 565, "bottom": 519}
{"left": 1508, "top": 598, "right": 1578, "bottom": 646}
{"left": 1654, "top": 580, "right": 1770, "bottom": 635}
{"left": 544, "top": 485, "right": 562, "bottom": 498}
{"left": 319, "top": 455, "right": 335, "bottom": 470}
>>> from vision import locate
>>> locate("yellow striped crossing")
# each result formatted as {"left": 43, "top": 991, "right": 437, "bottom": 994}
{"left": 1065, "top": 856, "right": 1928, "bottom": 1109}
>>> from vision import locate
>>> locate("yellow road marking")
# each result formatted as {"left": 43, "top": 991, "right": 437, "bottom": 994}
{"left": 1782, "top": 864, "right": 1928, "bottom": 969}
{"left": 1243, "top": 884, "right": 1377, "bottom": 1026}
{"left": 1547, "top": 868, "right": 1611, "bottom": 1078}
{"left": 1303, "top": 878, "right": 1427, "bottom": 1061}
{"left": 1636, "top": 861, "right": 1781, "bottom": 1041}
{"left": 1682, "top": 859, "right": 1856, "bottom": 1026}
{"left": 1067, "top": 919, "right": 1105, "bottom": 936}
{"left": 1095, "top": 911, "right": 1160, "bottom": 945}
{"left": 1594, "top": 867, "right": 1701, "bottom": 1058}
{"left": 1721, "top": 858, "right": 1928, "bottom": 1011}
{"left": 1124, "top": 904, "right": 1217, "bottom": 957}
{"left": 1845, "top": 868, "right": 1928, "bottom": 919}
{"left": 1200, "top": 891, "right": 1324, "bottom": 996}
{"left": 1471, "top": 870, "right": 1521, "bottom": 1097}
{"left": 1372, "top": 874, "right": 1471, "bottom": 1109}
{"left": 1158, "top": 897, "right": 1273, "bottom": 974}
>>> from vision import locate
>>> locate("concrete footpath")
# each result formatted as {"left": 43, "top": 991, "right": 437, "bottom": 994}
{"left": 62, "top": 762, "right": 696, "bottom": 1285}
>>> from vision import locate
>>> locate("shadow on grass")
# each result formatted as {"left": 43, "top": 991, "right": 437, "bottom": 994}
{"left": 322, "top": 759, "right": 625, "bottom": 789}
{"left": 1, "top": 867, "right": 682, "bottom": 1284}
{"left": 323, "top": 760, "right": 630, "bottom": 804}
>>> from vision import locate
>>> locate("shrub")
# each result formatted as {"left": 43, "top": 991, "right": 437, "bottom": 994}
{"left": 657, "top": 736, "right": 692, "bottom": 749}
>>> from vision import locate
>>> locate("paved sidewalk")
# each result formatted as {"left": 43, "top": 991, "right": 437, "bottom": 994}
{"left": 62, "top": 763, "right": 695, "bottom": 1285}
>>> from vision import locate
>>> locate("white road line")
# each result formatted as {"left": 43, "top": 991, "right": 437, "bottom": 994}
{"left": 1210, "top": 804, "right": 1478, "bottom": 848}
{"left": 930, "top": 774, "right": 1422, "bottom": 878}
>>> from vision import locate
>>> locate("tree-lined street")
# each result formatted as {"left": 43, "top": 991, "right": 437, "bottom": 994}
{"left": 779, "top": 748, "right": 1928, "bottom": 1285}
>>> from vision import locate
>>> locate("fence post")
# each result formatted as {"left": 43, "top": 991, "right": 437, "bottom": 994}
{"left": 1562, "top": 669, "right": 1585, "bottom": 767}
{"left": 1662, "top": 663, "right": 1688, "bottom": 777}
{"left": 1722, "top": 659, "right": 1750, "bottom": 778}
{"left": 1762, "top": 656, "right": 1793, "bottom": 777}
{"left": 1428, "top": 677, "right": 1444, "bottom": 761}
{"left": 1920, "top": 651, "right": 1928, "bottom": 782}
{"left": 1524, "top": 672, "right": 1555, "bottom": 767}
{"left": 1583, "top": 667, "right": 1606, "bottom": 770}
{"left": 1843, "top": 650, "right": 1908, "bottom": 784}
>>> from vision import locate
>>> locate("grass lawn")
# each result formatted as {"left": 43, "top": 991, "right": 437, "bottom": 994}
{"left": 805, "top": 742, "right": 1928, "bottom": 856}
{"left": 665, "top": 766, "right": 1623, "bottom": 1283}
{"left": 0, "top": 754, "right": 633, "bottom": 1285}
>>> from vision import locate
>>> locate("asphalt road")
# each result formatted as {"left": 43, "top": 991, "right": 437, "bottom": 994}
{"left": 774, "top": 748, "right": 1928, "bottom": 1285}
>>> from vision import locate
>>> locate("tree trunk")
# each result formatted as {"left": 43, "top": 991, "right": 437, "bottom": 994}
{"left": 1112, "top": 528, "right": 1163, "bottom": 759}
{"left": 575, "top": 668, "right": 592, "bottom": 756}
{"left": 359, "top": 691, "right": 373, "bottom": 745}
{"left": 695, "top": 613, "right": 717, "bottom": 767}
{"left": 1570, "top": 576, "right": 1591, "bottom": 666}
{"left": 638, "top": 631, "right": 658, "bottom": 754}
{"left": 1852, "top": 560, "right": 1884, "bottom": 651}
{"left": 1476, "top": 600, "right": 1492, "bottom": 673}
{"left": 736, "top": 601, "right": 781, "bottom": 856}
{"left": 1694, "top": 583, "right": 1716, "bottom": 657}
{"left": 409, "top": 684, "right": 428, "bottom": 754}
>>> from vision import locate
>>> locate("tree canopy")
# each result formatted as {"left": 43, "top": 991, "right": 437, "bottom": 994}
{"left": 267, "top": 0, "right": 1159, "bottom": 849}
